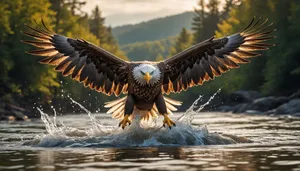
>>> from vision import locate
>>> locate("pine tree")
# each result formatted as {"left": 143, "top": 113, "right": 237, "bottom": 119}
{"left": 192, "top": 0, "right": 205, "bottom": 43}
{"left": 89, "top": 5, "right": 108, "bottom": 44}
{"left": 64, "top": 0, "right": 86, "bottom": 16}
{"left": 193, "top": 0, "right": 240, "bottom": 43}
{"left": 170, "top": 28, "right": 193, "bottom": 56}
{"left": 222, "top": 0, "right": 241, "bottom": 19}
{"left": 106, "top": 26, "right": 117, "bottom": 45}
{"left": 192, "top": 0, "right": 221, "bottom": 43}
{"left": 88, "top": 5, "right": 127, "bottom": 60}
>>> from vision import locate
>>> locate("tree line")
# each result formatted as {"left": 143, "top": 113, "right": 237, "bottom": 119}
{"left": 140, "top": 0, "right": 300, "bottom": 106}
{"left": 205, "top": 0, "right": 300, "bottom": 98}
{"left": 0, "top": 0, "right": 125, "bottom": 113}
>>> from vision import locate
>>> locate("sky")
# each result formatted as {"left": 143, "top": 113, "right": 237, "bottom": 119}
{"left": 82, "top": 0, "right": 199, "bottom": 27}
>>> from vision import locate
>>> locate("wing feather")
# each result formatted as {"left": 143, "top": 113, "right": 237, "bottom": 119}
{"left": 23, "top": 22, "right": 129, "bottom": 96}
{"left": 160, "top": 17, "right": 275, "bottom": 94}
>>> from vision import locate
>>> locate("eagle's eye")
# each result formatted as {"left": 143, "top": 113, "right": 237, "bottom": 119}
{"left": 150, "top": 70, "right": 154, "bottom": 75}
{"left": 140, "top": 71, "right": 145, "bottom": 75}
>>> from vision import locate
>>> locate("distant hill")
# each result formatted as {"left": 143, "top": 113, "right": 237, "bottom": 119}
{"left": 121, "top": 37, "right": 175, "bottom": 61}
{"left": 112, "top": 12, "right": 194, "bottom": 45}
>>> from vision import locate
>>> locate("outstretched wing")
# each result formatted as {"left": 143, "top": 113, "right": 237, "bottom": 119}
{"left": 22, "top": 22, "right": 129, "bottom": 96}
{"left": 160, "top": 18, "right": 275, "bottom": 94}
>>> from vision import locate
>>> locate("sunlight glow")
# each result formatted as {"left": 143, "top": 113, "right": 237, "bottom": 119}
{"left": 83, "top": 0, "right": 199, "bottom": 26}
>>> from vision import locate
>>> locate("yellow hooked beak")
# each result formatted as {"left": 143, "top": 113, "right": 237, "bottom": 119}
{"left": 144, "top": 72, "right": 152, "bottom": 84}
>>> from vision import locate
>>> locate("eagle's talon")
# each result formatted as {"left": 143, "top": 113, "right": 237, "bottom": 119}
{"left": 119, "top": 115, "right": 131, "bottom": 129}
{"left": 163, "top": 114, "right": 175, "bottom": 129}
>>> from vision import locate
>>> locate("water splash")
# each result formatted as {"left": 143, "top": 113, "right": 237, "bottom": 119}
{"left": 68, "top": 96, "right": 105, "bottom": 134}
{"left": 26, "top": 89, "right": 250, "bottom": 147}
{"left": 178, "top": 88, "right": 222, "bottom": 123}
{"left": 38, "top": 108, "right": 62, "bottom": 136}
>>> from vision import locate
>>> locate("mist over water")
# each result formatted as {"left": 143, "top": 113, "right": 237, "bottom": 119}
{"left": 25, "top": 88, "right": 248, "bottom": 148}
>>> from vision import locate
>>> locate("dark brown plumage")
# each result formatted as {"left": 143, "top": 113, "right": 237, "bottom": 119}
{"left": 159, "top": 18, "right": 275, "bottom": 94}
{"left": 22, "top": 23, "right": 129, "bottom": 96}
{"left": 22, "top": 17, "right": 275, "bottom": 129}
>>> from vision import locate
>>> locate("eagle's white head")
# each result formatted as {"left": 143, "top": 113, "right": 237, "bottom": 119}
{"left": 133, "top": 64, "right": 161, "bottom": 85}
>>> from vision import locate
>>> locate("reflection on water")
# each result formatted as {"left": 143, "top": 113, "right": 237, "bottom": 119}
{"left": 1, "top": 143, "right": 300, "bottom": 170}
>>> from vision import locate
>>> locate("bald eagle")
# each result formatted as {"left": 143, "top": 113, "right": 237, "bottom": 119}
{"left": 22, "top": 18, "right": 274, "bottom": 129}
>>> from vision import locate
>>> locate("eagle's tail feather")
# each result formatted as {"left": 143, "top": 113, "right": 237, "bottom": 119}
{"left": 104, "top": 97, "right": 126, "bottom": 108}
{"left": 112, "top": 105, "right": 124, "bottom": 118}
{"left": 164, "top": 96, "right": 182, "bottom": 106}
{"left": 104, "top": 96, "right": 182, "bottom": 123}
{"left": 104, "top": 96, "right": 126, "bottom": 119}
{"left": 140, "top": 96, "right": 182, "bottom": 122}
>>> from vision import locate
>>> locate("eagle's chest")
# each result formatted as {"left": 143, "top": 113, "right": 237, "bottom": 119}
{"left": 131, "top": 81, "right": 161, "bottom": 101}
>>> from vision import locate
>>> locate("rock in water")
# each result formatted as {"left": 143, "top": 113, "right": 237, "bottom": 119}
{"left": 232, "top": 103, "right": 250, "bottom": 113}
{"left": 218, "top": 105, "right": 233, "bottom": 112}
{"left": 275, "top": 99, "right": 300, "bottom": 114}
{"left": 289, "top": 90, "right": 300, "bottom": 100}
{"left": 250, "top": 96, "right": 289, "bottom": 112}
{"left": 0, "top": 103, "right": 29, "bottom": 121}
{"left": 229, "top": 90, "right": 261, "bottom": 103}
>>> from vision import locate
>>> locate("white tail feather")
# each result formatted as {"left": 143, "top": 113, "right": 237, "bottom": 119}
{"left": 107, "top": 101, "right": 123, "bottom": 114}
{"left": 164, "top": 96, "right": 182, "bottom": 106}
{"left": 165, "top": 102, "right": 177, "bottom": 111}
{"left": 112, "top": 105, "right": 124, "bottom": 119}
{"left": 104, "top": 97, "right": 126, "bottom": 108}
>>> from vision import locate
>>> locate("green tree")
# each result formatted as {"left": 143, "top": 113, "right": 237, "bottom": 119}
{"left": 0, "top": 0, "right": 129, "bottom": 113}
{"left": 193, "top": 0, "right": 240, "bottom": 43}
{"left": 0, "top": 0, "right": 58, "bottom": 103}
{"left": 64, "top": 0, "right": 86, "bottom": 15}
{"left": 0, "top": 3, "right": 14, "bottom": 100}
{"left": 222, "top": 0, "right": 241, "bottom": 19}
{"left": 170, "top": 28, "right": 193, "bottom": 56}
{"left": 262, "top": 0, "right": 300, "bottom": 95}
{"left": 88, "top": 5, "right": 127, "bottom": 59}
{"left": 89, "top": 5, "right": 107, "bottom": 44}
{"left": 192, "top": 0, "right": 206, "bottom": 43}
{"left": 192, "top": 0, "right": 222, "bottom": 43}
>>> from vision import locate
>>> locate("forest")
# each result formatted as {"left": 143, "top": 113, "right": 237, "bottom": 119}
{"left": 0, "top": 0, "right": 300, "bottom": 113}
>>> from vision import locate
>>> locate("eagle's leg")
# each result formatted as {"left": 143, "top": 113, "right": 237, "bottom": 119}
{"left": 119, "top": 95, "right": 135, "bottom": 129}
{"left": 155, "top": 94, "right": 176, "bottom": 129}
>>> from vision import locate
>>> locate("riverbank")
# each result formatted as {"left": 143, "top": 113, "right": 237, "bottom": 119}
{"left": 216, "top": 90, "right": 300, "bottom": 116}
{"left": 1, "top": 90, "right": 300, "bottom": 121}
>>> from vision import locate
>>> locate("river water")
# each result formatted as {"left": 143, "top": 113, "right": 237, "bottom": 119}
{"left": 0, "top": 96, "right": 300, "bottom": 171}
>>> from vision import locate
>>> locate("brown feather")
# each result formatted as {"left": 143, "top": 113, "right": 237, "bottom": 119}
{"left": 22, "top": 22, "right": 129, "bottom": 97}
{"left": 22, "top": 40, "right": 53, "bottom": 49}
{"left": 22, "top": 31, "right": 51, "bottom": 42}
{"left": 39, "top": 56, "right": 54, "bottom": 64}
{"left": 27, "top": 48, "right": 57, "bottom": 56}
